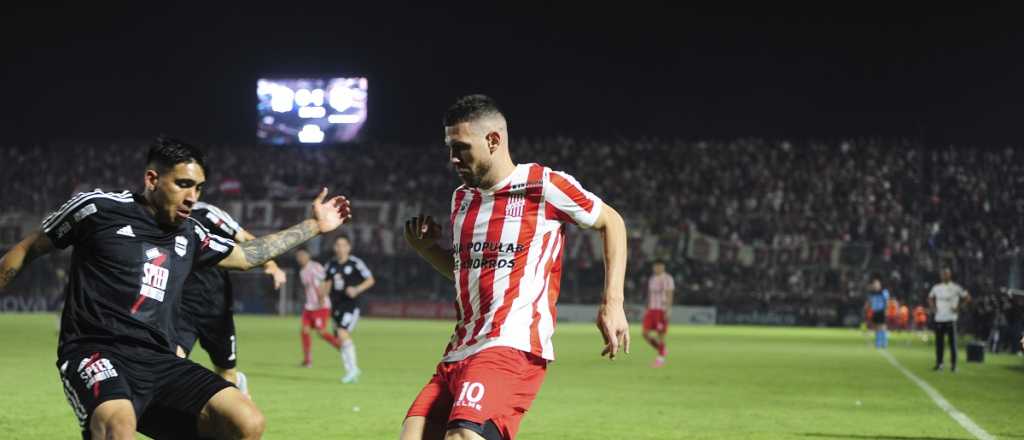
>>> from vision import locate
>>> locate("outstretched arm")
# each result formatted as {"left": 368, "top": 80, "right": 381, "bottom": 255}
{"left": 593, "top": 204, "right": 630, "bottom": 360}
{"left": 236, "top": 229, "right": 287, "bottom": 289}
{"left": 0, "top": 230, "right": 55, "bottom": 291}
{"left": 404, "top": 215, "right": 455, "bottom": 282}
{"left": 219, "top": 188, "right": 351, "bottom": 271}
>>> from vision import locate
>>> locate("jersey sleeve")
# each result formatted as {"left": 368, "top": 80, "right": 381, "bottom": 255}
{"left": 40, "top": 190, "right": 133, "bottom": 249}
{"left": 353, "top": 257, "right": 373, "bottom": 279}
{"left": 312, "top": 262, "right": 327, "bottom": 282}
{"left": 666, "top": 275, "right": 676, "bottom": 291}
{"left": 927, "top": 286, "right": 937, "bottom": 299}
{"left": 543, "top": 168, "right": 604, "bottom": 228}
{"left": 190, "top": 218, "right": 237, "bottom": 269}
{"left": 195, "top": 203, "right": 243, "bottom": 239}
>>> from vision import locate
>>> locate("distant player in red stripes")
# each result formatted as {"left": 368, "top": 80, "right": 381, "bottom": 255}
{"left": 642, "top": 260, "right": 674, "bottom": 367}
{"left": 295, "top": 248, "right": 341, "bottom": 367}
{"left": 400, "top": 94, "right": 630, "bottom": 440}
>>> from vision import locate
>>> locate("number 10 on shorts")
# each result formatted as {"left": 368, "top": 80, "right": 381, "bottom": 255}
{"left": 456, "top": 381, "right": 485, "bottom": 411}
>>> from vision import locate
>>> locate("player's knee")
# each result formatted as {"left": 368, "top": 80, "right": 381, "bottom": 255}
{"left": 234, "top": 405, "right": 266, "bottom": 439}
{"left": 96, "top": 415, "right": 136, "bottom": 439}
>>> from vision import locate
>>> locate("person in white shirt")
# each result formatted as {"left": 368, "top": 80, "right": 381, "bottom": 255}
{"left": 928, "top": 268, "right": 971, "bottom": 372}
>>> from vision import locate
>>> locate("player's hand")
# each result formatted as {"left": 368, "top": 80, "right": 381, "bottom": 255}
{"left": 312, "top": 188, "right": 352, "bottom": 234}
{"left": 345, "top": 286, "right": 358, "bottom": 298}
{"left": 404, "top": 214, "right": 442, "bottom": 252}
{"left": 266, "top": 266, "right": 287, "bottom": 289}
{"left": 596, "top": 302, "right": 630, "bottom": 360}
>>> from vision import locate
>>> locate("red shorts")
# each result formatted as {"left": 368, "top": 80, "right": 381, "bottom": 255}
{"left": 406, "top": 347, "right": 547, "bottom": 440}
{"left": 643, "top": 309, "right": 668, "bottom": 333}
{"left": 301, "top": 308, "right": 331, "bottom": 330}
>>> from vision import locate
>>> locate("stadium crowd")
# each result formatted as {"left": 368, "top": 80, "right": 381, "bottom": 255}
{"left": 1, "top": 139, "right": 1022, "bottom": 336}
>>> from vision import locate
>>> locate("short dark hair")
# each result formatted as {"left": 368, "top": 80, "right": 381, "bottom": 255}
{"left": 870, "top": 272, "right": 883, "bottom": 283}
{"left": 146, "top": 135, "right": 207, "bottom": 174}
{"left": 443, "top": 94, "right": 505, "bottom": 127}
{"left": 336, "top": 235, "right": 351, "bottom": 244}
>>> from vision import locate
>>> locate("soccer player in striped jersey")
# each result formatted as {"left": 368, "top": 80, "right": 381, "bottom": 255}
{"left": 0, "top": 137, "right": 351, "bottom": 439}
{"left": 175, "top": 201, "right": 288, "bottom": 396}
{"left": 400, "top": 95, "right": 630, "bottom": 440}
{"left": 642, "top": 260, "right": 674, "bottom": 367}
{"left": 296, "top": 248, "right": 341, "bottom": 367}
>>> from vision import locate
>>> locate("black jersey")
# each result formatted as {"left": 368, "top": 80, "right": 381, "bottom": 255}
{"left": 324, "top": 255, "right": 373, "bottom": 306}
{"left": 180, "top": 202, "right": 242, "bottom": 318}
{"left": 42, "top": 190, "right": 236, "bottom": 356}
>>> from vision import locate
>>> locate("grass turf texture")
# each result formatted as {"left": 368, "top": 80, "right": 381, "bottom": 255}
{"left": 1, "top": 314, "right": 1022, "bottom": 439}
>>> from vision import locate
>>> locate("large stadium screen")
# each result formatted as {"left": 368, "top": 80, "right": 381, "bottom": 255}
{"left": 257, "top": 77, "right": 368, "bottom": 144}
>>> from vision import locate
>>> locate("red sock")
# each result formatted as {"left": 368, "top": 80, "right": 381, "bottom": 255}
{"left": 657, "top": 341, "right": 666, "bottom": 357}
{"left": 321, "top": 331, "right": 342, "bottom": 349}
{"left": 301, "top": 332, "right": 312, "bottom": 362}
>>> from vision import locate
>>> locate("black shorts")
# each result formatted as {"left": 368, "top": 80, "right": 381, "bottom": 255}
{"left": 57, "top": 344, "right": 234, "bottom": 439}
{"left": 176, "top": 310, "right": 238, "bottom": 370}
{"left": 331, "top": 301, "right": 362, "bottom": 332}
{"left": 871, "top": 311, "right": 887, "bottom": 325}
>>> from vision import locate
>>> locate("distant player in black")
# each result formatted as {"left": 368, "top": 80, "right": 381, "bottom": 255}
{"left": 176, "top": 201, "right": 287, "bottom": 396}
{"left": 0, "top": 137, "right": 351, "bottom": 440}
{"left": 322, "top": 235, "right": 374, "bottom": 383}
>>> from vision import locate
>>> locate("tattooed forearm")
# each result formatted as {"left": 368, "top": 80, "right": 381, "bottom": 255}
{"left": 0, "top": 267, "right": 17, "bottom": 289}
{"left": 240, "top": 220, "right": 319, "bottom": 268}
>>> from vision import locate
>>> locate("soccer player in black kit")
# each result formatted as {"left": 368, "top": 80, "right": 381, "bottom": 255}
{"left": 322, "top": 235, "right": 375, "bottom": 383}
{"left": 175, "top": 201, "right": 287, "bottom": 396}
{"left": 0, "top": 138, "right": 351, "bottom": 440}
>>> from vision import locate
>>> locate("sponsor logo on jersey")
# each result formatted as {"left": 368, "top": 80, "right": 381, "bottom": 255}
{"left": 116, "top": 225, "right": 135, "bottom": 237}
{"left": 132, "top": 250, "right": 169, "bottom": 312}
{"left": 175, "top": 236, "right": 188, "bottom": 257}
{"left": 344, "top": 265, "right": 353, "bottom": 275}
{"left": 73, "top": 203, "right": 97, "bottom": 222}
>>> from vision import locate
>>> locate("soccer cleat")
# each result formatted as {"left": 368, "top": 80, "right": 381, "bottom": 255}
{"left": 300, "top": 360, "right": 312, "bottom": 368}
{"left": 651, "top": 357, "right": 665, "bottom": 368}
{"left": 950, "top": 365, "right": 957, "bottom": 373}
{"left": 341, "top": 368, "right": 361, "bottom": 384}
{"left": 932, "top": 364, "right": 943, "bottom": 372}
{"left": 236, "top": 371, "right": 250, "bottom": 397}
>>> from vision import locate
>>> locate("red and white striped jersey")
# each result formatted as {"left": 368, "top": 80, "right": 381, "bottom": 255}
{"left": 443, "top": 163, "right": 603, "bottom": 362}
{"left": 300, "top": 261, "right": 329, "bottom": 311}
{"left": 647, "top": 273, "right": 674, "bottom": 311}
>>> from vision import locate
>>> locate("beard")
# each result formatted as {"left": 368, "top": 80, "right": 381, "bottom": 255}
{"left": 458, "top": 161, "right": 491, "bottom": 188}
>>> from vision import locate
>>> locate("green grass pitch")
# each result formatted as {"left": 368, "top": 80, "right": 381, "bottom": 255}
{"left": 1, "top": 314, "right": 1022, "bottom": 439}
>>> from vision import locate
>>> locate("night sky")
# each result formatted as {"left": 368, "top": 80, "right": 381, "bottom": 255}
{"left": 2, "top": 3, "right": 1022, "bottom": 146}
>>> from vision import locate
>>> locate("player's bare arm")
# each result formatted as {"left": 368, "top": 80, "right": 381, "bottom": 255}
{"left": 219, "top": 188, "right": 351, "bottom": 271}
{"left": 664, "top": 286, "right": 674, "bottom": 319}
{"left": 0, "top": 230, "right": 55, "bottom": 291}
{"left": 237, "top": 229, "right": 288, "bottom": 289}
{"left": 404, "top": 215, "right": 455, "bottom": 281}
{"left": 346, "top": 275, "right": 375, "bottom": 298}
{"left": 592, "top": 203, "right": 630, "bottom": 360}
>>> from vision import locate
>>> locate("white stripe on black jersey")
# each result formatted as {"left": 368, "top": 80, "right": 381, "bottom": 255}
{"left": 42, "top": 190, "right": 132, "bottom": 232}
{"left": 193, "top": 201, "right": 242, "bottom": 239}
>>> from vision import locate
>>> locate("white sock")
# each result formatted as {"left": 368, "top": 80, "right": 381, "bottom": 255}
{"left": 341, "top": 341, "right": 358, "bottom": 373}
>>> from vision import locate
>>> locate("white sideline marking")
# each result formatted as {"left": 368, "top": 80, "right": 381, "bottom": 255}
{"left": 879, "top": 350, "right": 996, "bottom": 440}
